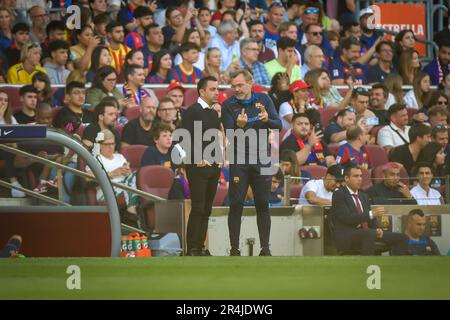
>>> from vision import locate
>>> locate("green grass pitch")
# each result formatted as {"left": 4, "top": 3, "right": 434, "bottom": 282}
{"left": 1, "top": 257, "right": 449, "bottom": 300}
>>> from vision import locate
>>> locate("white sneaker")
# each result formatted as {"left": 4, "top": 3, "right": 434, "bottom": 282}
{"left": 11, "top": 180, "right": 26, "bottom": 198}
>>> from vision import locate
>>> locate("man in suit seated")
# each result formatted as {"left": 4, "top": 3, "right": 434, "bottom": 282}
{"left": 331, "top": 164, "right": 409, "bottom": 255}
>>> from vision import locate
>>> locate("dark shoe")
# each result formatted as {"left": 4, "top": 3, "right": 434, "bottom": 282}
{"left": 200, "top": 249, "right": 212, "bottom": 256}
{"left": 229, "top": 248, "right": 241, "bottom": 256}
{"left": 259, "top": 248, "right": 272, "bottom": 256}
{"left": 298, "top": 228, "right": 308, "bottom": 239}
{"left": 308, "top": 227, "right": 318, "bottom": 239}
{"left": 187, "top": 248, "right": 202, "bottom": 256}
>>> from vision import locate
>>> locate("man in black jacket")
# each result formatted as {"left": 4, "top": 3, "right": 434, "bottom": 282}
{"left": 181, "top": 76, "right": 222, "bottom": 256}
{"left": 222, "top": 69, "right": 282, "bottom": 256}
{"left": 331, "top": 164, "right": 408, "bottom": 255}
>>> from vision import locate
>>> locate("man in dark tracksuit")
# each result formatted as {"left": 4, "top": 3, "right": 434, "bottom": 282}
{"left": 222, "top": 69, "right": 282, "bottom": 256}
{"left": 182, "top": 76, "right": 222, "bottom": 256}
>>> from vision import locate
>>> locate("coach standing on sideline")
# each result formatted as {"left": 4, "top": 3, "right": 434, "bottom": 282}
{"left": 182, "top": 76, "right": 222, "bottom": 256}
{"left": 222, "top": 69, "right": 282, "bottom": 256}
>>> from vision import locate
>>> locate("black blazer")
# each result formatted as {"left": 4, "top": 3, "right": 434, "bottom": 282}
{"left": 331, "top": 187, "right": 378, "bottom": 234}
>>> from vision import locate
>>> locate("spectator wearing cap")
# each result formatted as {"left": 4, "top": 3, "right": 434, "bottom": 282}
{"left": 209, "top": 20, "right": 240, "bottom": 72}
{"left": 389, "top": 123, "right": 432, "bottom": 176}
{"left": 278, "top": 79, "right": 319, "bottom": 129}
{"left": 335, "top": 126, "right": 371, "bottom": 169}
{"left": 367, "top": 162, "right": 417, "bottom": 205}
{"left": 359, "top": 7, "right": 381, "bottom": 51}
{"left": 5, "top": 22, "right": 29, "bottom": 68}
{"left": 299, "top": 164, "right": 343, "bottom": 205}
{"left": 169, "top": 43, "right": 204, "bottom": 84}
{"left": 330, "top": 37, "right": 367, "bottom": 85}
{"left": 239, "top": 38, "right": 270, "bottom": 85}
{"left": 107, "top": 22, "right": 131, "bottom": 75}
{"left": 410, "top": 163, "right": 443, "bottom": 205}
{"left": 263, "top": 2, "right": 285, "bottom": 53}
{"left": 367, "top": 41, "right": 398, "bottom": 84}
{"left": 297, "top": 1, "right": 321, "bottom": 46}
{"left": 248, "top": 21, "right": 275, "bottom": 64}
{"left": 423, "top": 39, "right": 450, "bottom": 86}
{"left": 124, "top": 6, "right": 154, "bottom": 50}
{"left": 369, "top": 83, "right": 390, "bottom": 124}
{"left": 122, "top": 64, "right": 157, "bottom": 107}
{"left": 301, "top": 45, "right": 325, "bottom": 79}
{"left": 6, "top": 42, "right": 47, "bottom": 84}
{"left": 404, "top": 209, "right": 440, "bottom": 256}
{"left": 265, "top": 37, "right": 301, "bottom": 83}
{"left": 43, "top": 40, "right": 70, "bottom": 85}
{"left": 141, "top": 23, "right": 164, "bottom": 72}
{"left": 280, "top": 112, "right": 335, "bottom": 167}
{"left": 377, "top": 103, "right": 411, "bottom": 154}
{"left": 167, "top": 81, "right": 186, "bottom": 121}
{"left": 324, "top": 108, "right": 356, "bottom": 144}
{"left": 41, "top": 21, "right": 66, "bottom": 63}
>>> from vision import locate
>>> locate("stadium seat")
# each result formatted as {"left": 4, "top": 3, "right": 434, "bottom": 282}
{"left": 319, "top": 106, "right": 339, "bottom": 129}
{"left": 289, "top": 183, "right": 302, "bottom": 205}
{"left": 365, "top": 144, "right": 388, "bottom": 168}
{"left": 153, "top": 88, "right": 167, "bottom": 102}
{"left": 372, "top": 164, "right": 409, "bottom": 186}
{"left": 3, "top": 87, "right": 21, "bottom": 114}
{"left": 124, "top": 107, "right": 140, "bottom": 121}
{"left": 300, "top": 165, "right": 327, "bottom": 179}
{"left": 183, "top": 89, "right": 198, "bottom": 107}
{"left": 122, "top": 144, "right": 147, "bottom": 170}
{"left": 406, "top": 108, "right": 418, "bottom": 122}
{"left": 361, "top": 168, "right": 373, "bottom": 191}
{"left": 213, "top": 185, "right": 228, "bottom": 206}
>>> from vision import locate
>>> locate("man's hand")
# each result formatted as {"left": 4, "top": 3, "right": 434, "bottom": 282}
{"left": 258, "top": 105, "right": 268, "bottom": 123}
{"left": 237, "top": 109, "right": 248, "bottom": 128}
{"left": 197, "top": 159, "right": 212, "bottom": 167}
{"left": 398, "top": 182, "right": 412, "bottom": 198}
{"left": 372, "top": 206, "right": 385, "bottom": 218}
{"left": 376, "top": 228, "right": 384, "bottom": 239}
{"left": 307, "top": 127, "right": 323, "bottom": 146}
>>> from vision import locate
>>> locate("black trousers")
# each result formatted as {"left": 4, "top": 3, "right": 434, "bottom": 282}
{"left": 337, "top": 228, "right": 409, "bottom": 255}
{"left": 228, "top": 164, "right": 272, "bottom": 250}
{"left": 185, "top": 165, "right": 220, "bottom": 252}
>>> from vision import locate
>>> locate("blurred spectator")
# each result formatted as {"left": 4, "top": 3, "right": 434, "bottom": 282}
{"left": 70, "top": 25, "right": 101, "bottom": 72}
{"left": 367, "top": 162, "right": 416, "bottom": 205}
{"left": 122, "top": 64, "right": 156, "bottom": 107}
{"left": 118, "top": 0, "right": 149, "bottom": 32}
{"left": 44, "top": 40, "right": 69, "bottom": 85}
{"left": 367, "top": 41, "right": 397, "bottom": 84}
{"left": 174, "top": 29, "right": 205, "bottom": 71}
{"left": 89, "top": 0, "right": 108, "bottom": 18}
{"left": 41, "top": 20, "right": 66, "bottom": 63}
{"left": 124, "top": 6, "right": 154, "bottom": 50}
{"left": 431, "top": 124, "right": 449, "bottom": 154}
{"left": 106, "top": 22, "right": 131, "bottom": 75}
{"left": 300, "top": 23, "right": 332, "bottom": 66}
{"left": 377, "top": 103, "right": 410, "bottom": 154}
{"left": 142, "top": 23, "right": 164, "bottom": 72}
{"left": 326, "top": 30, "right": 340, "bottom": 51}
{"left": 14, "top": 84, "right": 37, "bottom": 124}
{"left": 0, "top": 235, "right": 22, "bottom": 258}
{"left": 5, "top": 22, "right": 29, "bottom": 68}
{"left": 384, "top": 73, "right": 404, "bottom": 107}
{"left": 248, "top": 20, "right": 275, "bottom": 63}
{"left": 146, "top": 49, "right": 172, "bottom": 84}
{"left": 54, "top": 81, "right": 94, "bottom": 134}
{"left": 28, "top": 5, "right": 47, "bottom": 44}
{"left": 299, "top": 164, "right": 343, "bottom": 205}
{"left": 285, "top": 0, "right": 305, "bottom": 25}
{"left": 398, "top": 49, "right": 420, "bottom": 85}
{"left": 93, "top": 12, "right": 111, "bottom": 45}
{"left": 404, "top": 72, "right": 431, "bottom": 110}
{"left": 204, "top": 47, "right": 226, "bottom": 84}
{"left": 211, "top": 0, "right": 237, "bottom": 27}
{"left": 162, "top": 6, "right": 189, "bottom": 50}
{"left": 166, "top": 81, "right": 186, "bottom": 119}
{"left": 86, "top": 46, "right": 113, "bottom": 83}
{"left": 428, "top": 92, "right": 449, "bottom": 112}
{"left": 121, "top": 96, "right": 157, "bottom": 148}
{"left": 417, "top": 141, "right": 447, "bottom": 189}
{"left": 198, "top": 7, "right": 217, "bottom": 39}
{"left": 300, "top": 45, "right": 325, "bottom": 79}
{"left": 427, "top": 105, "right": 448, "bottom": 127}
{"left": 348, "top": 87, "right": 374, "bottom": 125}
{"left": 279, "top": 149, "right": 311, "bottom": 186}
{"left": 169, "top": 42, "right": 204, "bottom": 84}
{"left": 265, "top": 37, "right": 301, "bottom": 83}
{"left": 86, "top": 66, "right": 126, "bottom": 110}
{"left": 7, "top": 42, "right": 46, "bottom": 84}
{"left": 335, "top": 126, "right": 371, "bottom": 168}
{"left": 423, "top": 39, "right": 450, "bottom": 86}
{"left": 210, "top": 20, "right": 240, "bottom": 72}
{"left": 32, "top": 71, "right": 52, "bottom": 105}
{"left": 439, "top": 72, "right": 450, "bottom": 98}
{"left": 359, "top": 7, "right": 381, "bottom": 51}
{"left": 404, "top": 209, "right": 440, "bottom": 256}
{"left": 369, "top": 83, "right": 390, "bottom": 124}
{"left": 82, "top": 100, "right": 120, "bottom": 151}
{"left": 239, "top": 37, "right": 270, "bottom": 85}
{"left": 141, "top": 122, "right": 174, "bottom": 168}
{"left": 263, "top": 2, "right": 284, "bottom": 53}
{"left": 389, "top": 123, "right": 431, "bottom": 176}
{"left": 297, "top": 1, "right": 321, "bottom": 45}
{"left": 324, "top": 108, "right": 356, "bottom": 144}
{"left": 280, "top": 112, "right": 335, "bottom": 167}
{"left": 0, "top": 6, "right": 13, "bottom": 51}
{"left": 395, "top": 29, "right": 416, "bottom": 58}
{"left": 156, "top": 97, "right": 177, "bottom": 131}
{"left": 268, "top": 169, "right": 284, "bottom": 207}
{"left": 330, "top": 37, "right": 367, "bottom": 85}
{"left": 268, "top": 72, "right": 292, "bottom": 114}
{"left": 52, "top": 70, "right": 87, "bottom": 108}
{"left": 410, "top": 163, "right": 443, "bottom": 205}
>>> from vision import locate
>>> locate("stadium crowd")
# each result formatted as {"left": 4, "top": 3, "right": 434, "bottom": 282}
{"left": 0, "top": 0, "right": 449, "bottom": 256}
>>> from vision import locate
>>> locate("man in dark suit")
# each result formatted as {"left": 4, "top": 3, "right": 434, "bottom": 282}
{"left": 331, "top": 164, "right": 408, "bottom": 255}
{"left": 181, "top": 76, "right": 222, "bottom": 256}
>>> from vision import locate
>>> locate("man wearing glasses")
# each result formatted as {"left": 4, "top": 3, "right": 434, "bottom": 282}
{"left": 28, "top": 6, "right": 48, "bottom": 44}
{"left": 239, "top": 38, "right": 271, "bottom": 85}
{"left": 300, "top": 23, "right": 332, "bottom": 67}
{"left": 367, "top": 41, "right": 397, "bottom": 84}
{"left": 297, "top": 2, "right": 320, "bottom": 46}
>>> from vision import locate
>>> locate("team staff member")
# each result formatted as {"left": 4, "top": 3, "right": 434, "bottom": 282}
{"left": 222, "top": 69, "right": 282, "bottom": 256}
{"left": 181, "top": 76, "right": 222, "bottom": 256}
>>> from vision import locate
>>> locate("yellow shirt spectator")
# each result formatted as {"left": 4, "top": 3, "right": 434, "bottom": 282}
{"left": 6, "top": 63, "right": 47, "bottom": 84}
{"left": 109, "top": 44, "right": 131, "bottom": 74}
